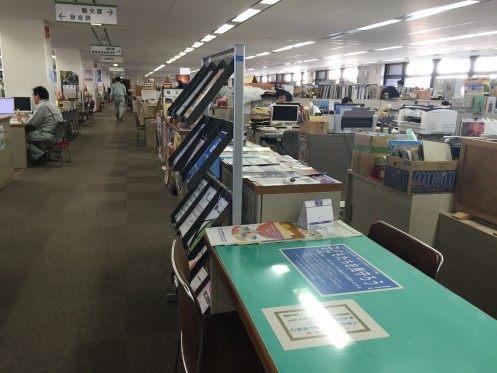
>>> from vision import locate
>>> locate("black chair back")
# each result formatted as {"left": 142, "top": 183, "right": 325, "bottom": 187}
{"left": 281, "top": 129, "right": 300, "bottom": 159}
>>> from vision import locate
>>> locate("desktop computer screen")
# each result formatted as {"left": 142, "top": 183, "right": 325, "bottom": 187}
{"left": 334, "top": 103, "right": 365, "bottom": 115}
{"left": 0, "top": 98, "right": 15, "bottom": 115}
{"left": 271, "top": 104, "right": 299, "bottom": 125}
{"left": 13, "top": 97, "right": 32, "bottom": 113}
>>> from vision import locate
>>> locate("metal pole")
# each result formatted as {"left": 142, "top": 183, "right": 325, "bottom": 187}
{"left": 232, "top": 44, "right": 245, "bottom": 225}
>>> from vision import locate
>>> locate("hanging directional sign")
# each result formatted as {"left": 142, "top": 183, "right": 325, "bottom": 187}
{"left": 55, "top": 1, "right": 117, "bottom": 25}
{"left": 109, "top": 66, "right": 125, "bottom": 72}
{"left": 99, "top": 56, "right": 123, "bottom": 63}
{"left": 91, "top": 45, "right": 122, "bottom": 56}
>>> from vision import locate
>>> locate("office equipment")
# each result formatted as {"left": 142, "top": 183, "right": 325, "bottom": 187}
{"left": 0, "top": 98, "right": 14, "bottom": 115}
{"left": 13, "top": 97, "right": 32, "bottom": 113}
{"left": 397, "top": 105, "right": 458, "bottom": 134}
{"left": 368, "top": 221, "right": 443, "bottom": 279}
{"left": 339, "top": 107, "right": 376, "bottom": 132}
{"left": 345, "top": 170, "right": 454, "bottom": 245}
{"left": 333, "top": 103, "right": 364, "bottom": 115}
{"left": 172, "top": 242, "right": 265, "bottom": 373}
{"left": 208, "top": 233, "right": 497, "bottom": 372}
{"left": 270, "top": 104, "right": 299, "bottom": 125}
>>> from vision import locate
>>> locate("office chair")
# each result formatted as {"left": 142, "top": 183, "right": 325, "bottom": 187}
{"left": 171, "top": 241, "right": 264, "bottom": 373}
{"left": 281, "top": 129, "right": 300, "bottom": 159}
{"left": 86, "top": 100, "right": 95, "bottom": 126}
{"left": 134, "top": 113, "right": 146, "bottom": 146}
{"left": 368, "top": 221, "right": 444, "bottom": 279}
{"left": 51, "top": 120, "right": 71, "bottom": 166}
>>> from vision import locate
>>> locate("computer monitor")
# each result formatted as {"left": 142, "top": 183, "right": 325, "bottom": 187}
{"left": 333, "top": 103, "right": 365, "bottom": 115}
{"left": 0, "top": 98, "right": 15, "bottom": 115}
{"left": 271, "top": 104, "right": 299, "bottom": 125}
{"left": 13, "top": 97, "right": 33, "bottom": 113}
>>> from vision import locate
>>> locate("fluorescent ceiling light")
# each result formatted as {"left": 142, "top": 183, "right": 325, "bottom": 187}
{"left": 325, "top": 54, "right": 342, "bottom": 59}
{"left": 178, "top": 52, "right": 187, "bottom": 56}
{"left": 344, "top": 51, "right": 368, "bottom": 56}
{"left": 246, "top": 68, "right": 255, "bottom": 71}
{"left": 201, "top": 34, "right": 217, "bottom": 42}
{"left": 246, "top": 55, "right": 256, "bottom": 59}
{"left": 113, "top": 63, "right": 118, "bottom": 67}
{"left": 52, "top": 55, "right": 56, "bottom": 59}
{"left": 260, "top": 0, "right": 280, "bottom": 4}
{"left": 184, "top": 48, "right": 194, "bottom": 53}
{"left": 362, "top": 61, "right": 378, "bottom": 64}
{"left": 293, "top": 41, "right": 315, "bottom": 48}
{"left": 406, "top": 1, "right": 479, "bottom": 21}
{"left": 232, "top": 8, "right": 261, "bottom": 23}
{"left": 284, "top": 62, "right": 291, "bottom": 65}
{"left": 383, "top": 58, "right": 403, "bottom": 62}
{"left": 153, "top": 65, "right": 165, "bottom": 72}
{"left": 91, "top": 23, "right": 102, "bottom": 26}
{"left": 191, "top": 42, "right": 204, "bottom": 48}
{"left": 214, "top": 24, "right": 235, "bottom": 34}
{"left": 262, "top": 66, "right": 267, "bottom": 68}
{"left": 273, "top": 45, "right": 293, "bottom": 52}
{"left": 374, "top": 46, "right": 402, "bottom": 51}
{"left": 411, "top": 30, "right": 497, "bottom": 45}
{"left": 257, "top": 51, "right": 271, "bottom": 56}
{"left": 303, "top": 59, "right": 319, "bottom": 62}
{"left": 358, "top": 19, "right": 401, "bottom": 31}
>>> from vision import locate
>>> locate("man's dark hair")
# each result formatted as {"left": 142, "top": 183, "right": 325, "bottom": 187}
{"left": 115, "top": 77, "right": 122, "bottom": 82}
{"left": 32, "top": 86, "right": 49, "bottom": 100}
{"left": 341, "top": 96, "right": 353, "bottom": 104}
{"left": 397, "top": 80, "right": 405, "bottom": 86}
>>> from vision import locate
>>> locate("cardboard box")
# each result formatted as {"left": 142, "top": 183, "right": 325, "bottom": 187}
{"left": 351, "top": 133, "right": 397, "bottom": 179}
{"left": 299, "top": 121, "right": 328, "bottom": 134}
{"left": 415, "top": 89, "right": 432, "bottom": 100}
{"left": 383, "top": 156, "right": 458, "bottom": 194}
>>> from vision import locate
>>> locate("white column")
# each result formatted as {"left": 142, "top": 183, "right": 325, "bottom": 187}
{"left": 0, "top": 20, "right": 55, "bottom": 102}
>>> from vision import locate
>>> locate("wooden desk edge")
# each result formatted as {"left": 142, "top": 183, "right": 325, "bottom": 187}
{"left": 206, "top": 238, "right": 278, "bottom": 373}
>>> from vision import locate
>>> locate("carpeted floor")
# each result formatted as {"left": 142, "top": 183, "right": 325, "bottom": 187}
{"left": 0, "top": 104, "right": 182, "bottom": 372}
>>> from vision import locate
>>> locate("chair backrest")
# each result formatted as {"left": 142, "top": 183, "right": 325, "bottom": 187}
{"left": 172, "top": 240, "right": 204, "bottom": 373}
{"left": 281, "top": 129, "right": 300, "bottom": 159}
{"left": 368, "top": 221, "right": 444, "bottom": 279}
{"left": 54, "top": 121, "right": 67, "bottom": 141}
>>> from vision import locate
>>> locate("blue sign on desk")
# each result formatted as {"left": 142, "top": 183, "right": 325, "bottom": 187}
{"left": 281, "top": 244, "right": 402, "bottom": 296}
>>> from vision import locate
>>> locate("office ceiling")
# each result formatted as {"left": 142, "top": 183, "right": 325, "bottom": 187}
{"left": 1, "top": 0, "right": 497, "bottom": 80}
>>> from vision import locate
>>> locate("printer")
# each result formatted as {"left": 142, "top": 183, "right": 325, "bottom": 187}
{"left": 397, "top": 105, "right": 457, "bottom": 135}
{"left": 331, "top": 107, "right": 377, "bottom": 133}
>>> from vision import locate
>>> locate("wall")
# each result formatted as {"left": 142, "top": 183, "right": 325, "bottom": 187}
{"left": 0, "top": 20, "right": 55, "bottom": 101}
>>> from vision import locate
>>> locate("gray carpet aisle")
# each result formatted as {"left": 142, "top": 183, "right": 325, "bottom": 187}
{"left": 0, "top": 105, "right": 182, "bottom": 372}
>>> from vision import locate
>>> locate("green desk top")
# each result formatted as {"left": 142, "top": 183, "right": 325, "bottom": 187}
{"left": 214, "top": 236, "right": 497, "bottom": 373}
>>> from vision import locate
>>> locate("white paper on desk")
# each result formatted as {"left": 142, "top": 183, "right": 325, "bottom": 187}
{"left": 298, "top": 199, "right": 333, "bottom": 230}
{"left": 315, "top": 220, "right": 362, "bottom": 239}
{"left": 262, "top": 298, "right": 389, "bottom": 351}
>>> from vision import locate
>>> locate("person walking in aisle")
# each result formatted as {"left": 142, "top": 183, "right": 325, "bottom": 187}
{"left": 110, "top": 77, "right": 127, "bottom": 121}
{"left": 17, "top": 86, "right": 63, "bottom": 165}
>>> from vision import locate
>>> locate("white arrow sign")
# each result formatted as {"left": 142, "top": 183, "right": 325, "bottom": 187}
{"left": 91, "top": 45, "right": 122, "bottom": 56}
{"left": 99, "top": 56, "right": 123, "bottom": 63}
{"left": 55, "top": 2, "right": 117, "bottom": 25}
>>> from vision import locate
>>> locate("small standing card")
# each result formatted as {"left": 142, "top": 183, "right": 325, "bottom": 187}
{"left": 298, "top": 199, "right": 333, "bottom": 230}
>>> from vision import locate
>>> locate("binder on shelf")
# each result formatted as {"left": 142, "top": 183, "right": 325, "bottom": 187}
{"left": 179, "top": 119, "right": 234, "bottom": 190}
{"left": 168, "top": 115, "right": 221, "bottom": 171}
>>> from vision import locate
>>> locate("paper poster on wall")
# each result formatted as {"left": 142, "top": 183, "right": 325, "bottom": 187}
{"left": 262, "top": 299, "right": 389, "bottom": 351}
{"left": 84, "top": 69, "right": 93, "bottom": 81}
{"left": 281, "top": 244, "right": 402, "bottom": 296}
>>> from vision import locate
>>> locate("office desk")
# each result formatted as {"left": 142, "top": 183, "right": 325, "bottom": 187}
{"left": 9, "top": 119, "right": 28, "bottom": 168}
{"left": 209, "top": 235, "right": 497, "bottom": 373}
{"left": 0, "top": 116, "right": 14, "bottom": 190}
